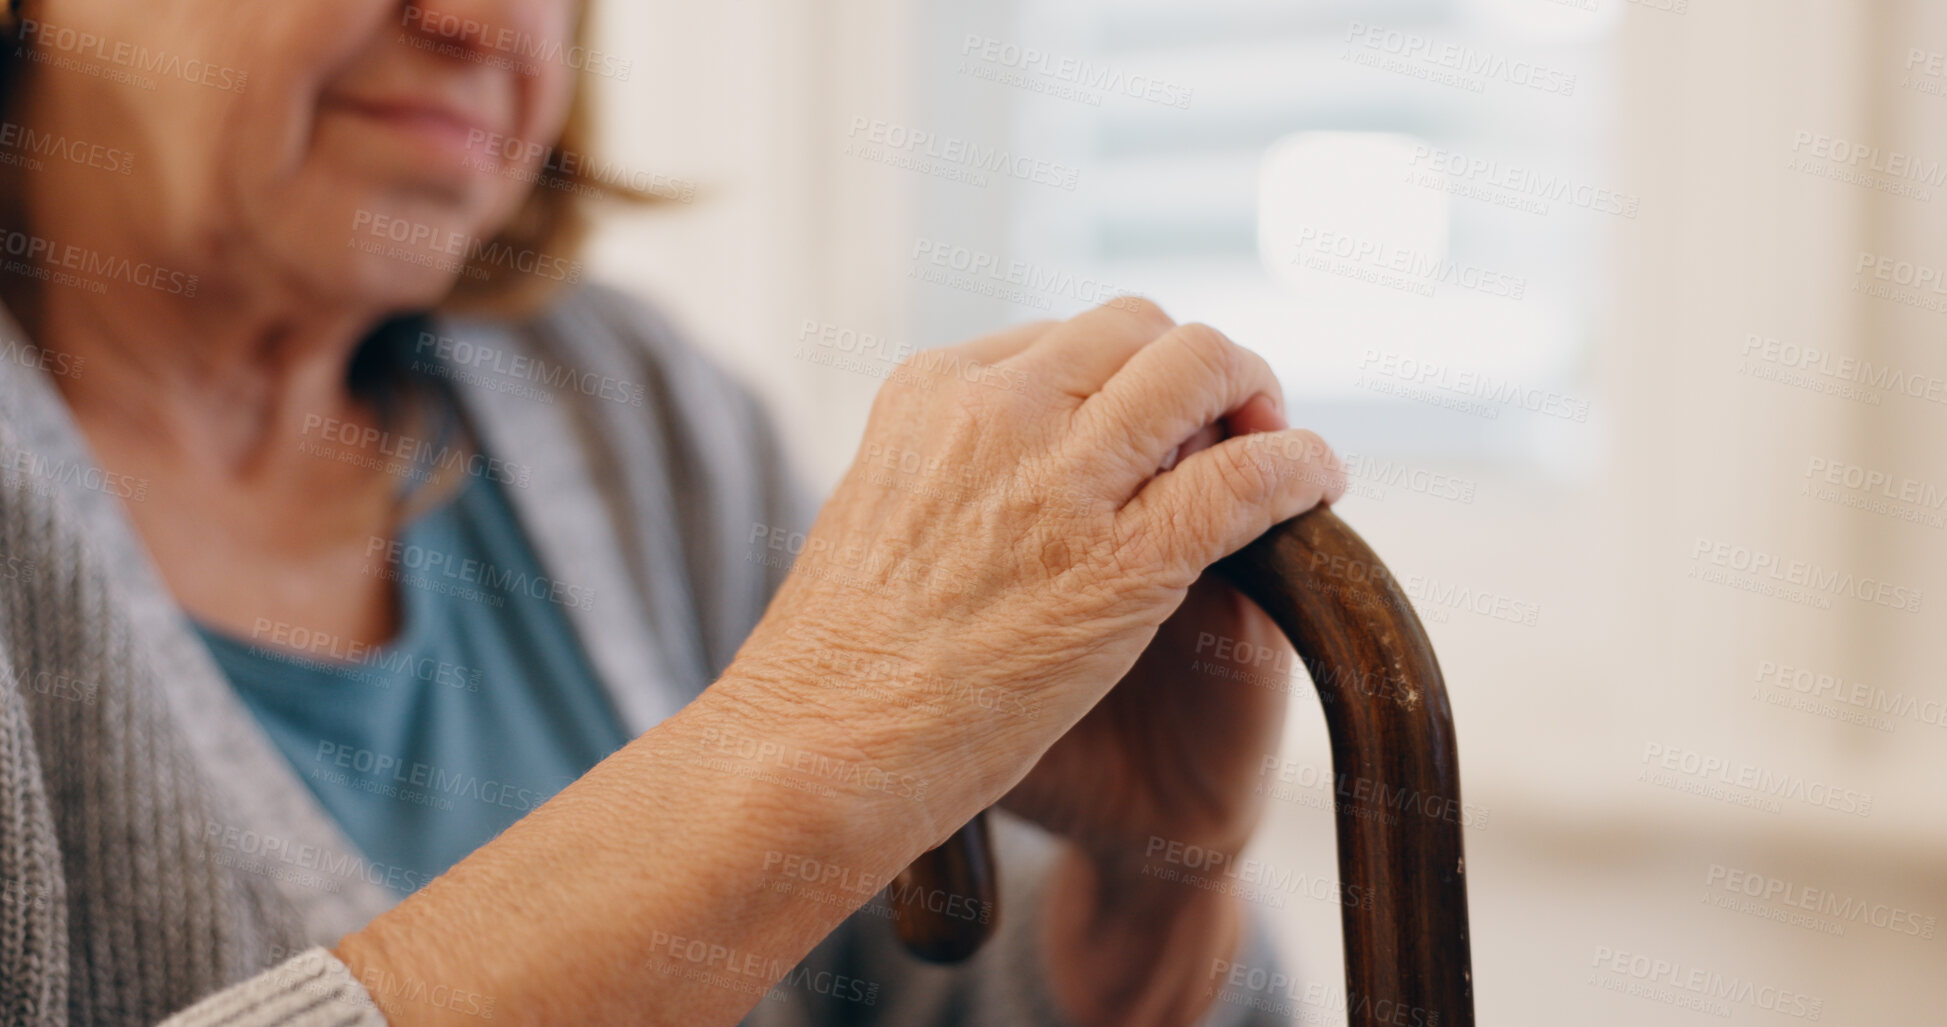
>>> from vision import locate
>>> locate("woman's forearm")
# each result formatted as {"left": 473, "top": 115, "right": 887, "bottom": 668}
{"left": 332, "top": 668, "right": 943, "bottom": 1026}
{"left": 1042, "top": 843, "right": 1245, "bottom": 1027}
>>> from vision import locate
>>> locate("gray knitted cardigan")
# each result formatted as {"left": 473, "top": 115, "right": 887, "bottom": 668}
{"left": 0, "top": 284, "right": 1283, "bottom": 1026}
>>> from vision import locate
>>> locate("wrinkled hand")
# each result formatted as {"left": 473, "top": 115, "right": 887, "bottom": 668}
{"left": 999, "top": 398, "right": 1321, "bottom": 866}
{"left": 729, "top": 299, "right": 1343, "bottom": 844}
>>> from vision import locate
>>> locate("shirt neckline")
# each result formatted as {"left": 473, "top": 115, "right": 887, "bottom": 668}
{"left": 191, "top": 474, "right": 480, "bottom": 673}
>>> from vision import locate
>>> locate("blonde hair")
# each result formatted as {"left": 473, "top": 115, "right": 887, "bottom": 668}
{"left": 443, "top": 84, "right": 660, "bottom": 319}
{"left": 430, "top": 7, "right": 671, "bottom": 317}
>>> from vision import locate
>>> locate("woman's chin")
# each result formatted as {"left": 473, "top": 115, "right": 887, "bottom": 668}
{"left": 237, "top": 190, "right": 500, "bottom": 313}
{"left": 326, "top": 250, "right": 465, "bottom": 313}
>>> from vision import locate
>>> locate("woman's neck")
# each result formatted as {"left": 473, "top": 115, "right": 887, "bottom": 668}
{"left": 3, "top": 272, "right": 428, "bottom": 651}
{"left": 15, "top": 274, "right": 384, "bottom": 478}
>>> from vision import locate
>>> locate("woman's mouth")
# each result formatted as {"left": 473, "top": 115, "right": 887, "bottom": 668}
{"left": 329, "top": 94, "right": 508, "bottom": 164}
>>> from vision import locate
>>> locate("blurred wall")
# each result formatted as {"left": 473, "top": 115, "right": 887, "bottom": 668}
{"left": 581, "top": 0, "right": 914, "bottom": 489}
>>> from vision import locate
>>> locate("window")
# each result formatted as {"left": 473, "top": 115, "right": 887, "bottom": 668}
{"left": 908, "top": 0, "right": 1619, "bottom": 475}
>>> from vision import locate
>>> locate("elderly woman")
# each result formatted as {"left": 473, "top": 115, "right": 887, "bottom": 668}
{"left": 0, "top": 2, "right": 1344, "bottom": 1025}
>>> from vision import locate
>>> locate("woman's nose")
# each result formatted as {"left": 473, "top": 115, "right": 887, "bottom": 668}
{"left": 398, "top": 0, "right": 574, "bottom": 57}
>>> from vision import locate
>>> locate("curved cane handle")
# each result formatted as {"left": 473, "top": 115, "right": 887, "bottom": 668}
{"left": 1213, "top": 505, "right": 1475, "bottom": 1026}
{"left": 886, "top": 807, "right": 997, "bottom": 963}
{"left": 894, "top": 506, "right": 1475, "bottom": 1027}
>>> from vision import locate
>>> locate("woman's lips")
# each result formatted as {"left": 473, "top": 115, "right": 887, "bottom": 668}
{"left": 332, "top": 96, "right": 507, "bottom": 159}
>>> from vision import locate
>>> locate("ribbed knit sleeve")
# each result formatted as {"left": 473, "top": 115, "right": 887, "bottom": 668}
{"left": 156, "top": 949, "right": 384, "bottom": 1027}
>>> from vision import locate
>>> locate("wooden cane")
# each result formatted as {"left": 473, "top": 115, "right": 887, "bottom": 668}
{"left": 890, "top": 506, "right": 1477, "bottom": 1027}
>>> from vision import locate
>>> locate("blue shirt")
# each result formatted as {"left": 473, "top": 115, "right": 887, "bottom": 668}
{"left": 195, "top": 469, "right": 632, "bottom": 894}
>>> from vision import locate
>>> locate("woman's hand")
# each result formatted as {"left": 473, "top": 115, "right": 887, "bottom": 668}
{"left": 335, "top": 298, "right": 1342, "bottom": 1027}
{"left": 729, "top": 297, "right": 1344, "bottom": 847}
{"left": 995, "top": 400, "right": 1321, "bottom": 1027}
{"left": 998, "top": 394, "right": 1310, "bottom": 865}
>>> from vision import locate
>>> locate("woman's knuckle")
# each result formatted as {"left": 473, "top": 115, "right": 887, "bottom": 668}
{"left": 1216, "top": 437, "right": 1274, "bottom": 500}
{"left": 1286, "top": 428, "right": 1327, "bottom": 462}
{"left": 1171, "top": 323, "right": 1239, "bottom": 385}
{"left": 870, "top": 362, "right": 929, "bottom": 408}
{"left": 1241, "top": 346, "right": 1281, "bottom": 389}
{"left": 1276, "top": 430, "right": 1343, "bottom": 495}
{"left": 1298, "top": 430, "right": 1345, "bottom": 477}
{"left": 1104, "top": 295, "right": 1173, "bottom": 330}
{"left": 953, "top": 372, "right": 1036, "bottom": 431}
{"left": 1120, "top": 495, "right": 1190, "bottom": 568}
